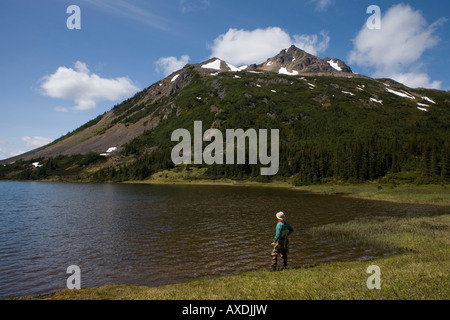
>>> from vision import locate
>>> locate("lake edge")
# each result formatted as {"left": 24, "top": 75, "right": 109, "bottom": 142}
{"left": 14, "top": 213, "right": 450, "bottom": 300}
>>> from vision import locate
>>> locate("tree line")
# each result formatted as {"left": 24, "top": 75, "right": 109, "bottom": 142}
{"left": 89, "top": 134, "right": 450, "bottom": 185}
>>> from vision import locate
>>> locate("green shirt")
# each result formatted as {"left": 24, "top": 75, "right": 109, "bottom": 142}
{"left": 274, "top": 220, "right": 294, "bottom": 242}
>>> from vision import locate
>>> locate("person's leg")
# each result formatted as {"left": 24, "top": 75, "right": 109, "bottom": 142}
{"left": 281, "top": 238, "right": 289, "bottom": 269}
{"left": 281, "top": 249, "right": 288, "bottom": 269}
{"left": 271, "top": 240, "right": 284, "bottom": 271}
{"left": 271, "top": 248, "right": 278, "bottom": 270}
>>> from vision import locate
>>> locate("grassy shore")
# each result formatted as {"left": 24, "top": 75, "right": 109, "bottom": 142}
{"left": 11, "top": 169, "right": 450, "bottom": 300}
{"left": 124, "top": 168, "right": 450, "bottom": 206}
{"left": 292, "top": 183, "right": 450, "bottom": 206}
{"left": 16, "top": 214, "right": 449, "bottom": 300}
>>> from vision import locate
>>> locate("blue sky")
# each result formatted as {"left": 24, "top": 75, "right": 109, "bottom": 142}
{"left": 0, "top": 0, "right": 449, "bottom": 160}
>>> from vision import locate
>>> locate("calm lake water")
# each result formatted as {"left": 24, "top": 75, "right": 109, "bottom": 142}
{"left": 0, "top": 181, "right": 446, "bottom": 299}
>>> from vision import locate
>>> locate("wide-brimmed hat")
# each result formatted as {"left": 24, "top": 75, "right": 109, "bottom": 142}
{"left": 276, "top": 211, "right": 285, "bottom": 220}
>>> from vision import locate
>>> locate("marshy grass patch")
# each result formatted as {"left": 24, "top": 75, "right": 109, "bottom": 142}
{"left": 293, "top": 183, "right": 450, "bottom": 206}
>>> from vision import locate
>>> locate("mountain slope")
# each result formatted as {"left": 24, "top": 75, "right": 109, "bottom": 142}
{"left": 1, "top": 46, "right": 449, "bottom": 184}
{"left": 0, "top": 46, "right": 355, "bottom": 163}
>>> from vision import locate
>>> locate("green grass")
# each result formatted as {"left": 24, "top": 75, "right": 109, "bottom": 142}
{"left": 16, "top": 214, "right": 449, "bottom": 300}
{"left": 292, "top": 183, "right": 450, "bottom": 206}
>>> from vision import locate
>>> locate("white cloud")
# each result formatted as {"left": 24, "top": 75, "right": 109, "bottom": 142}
{"left": 388, "top": 72, "right": 442, "bottom": 90}
{"left": 293, "top": 31, "right": 330, "bottom": 57}
{"left": 209, "top": 27, "right": 330, "bottom": 66}
{"left": 348, "top": 4, "right": 446, "bottom": 89}
{"left": 40, "top": 61, "right": 140, "bottom": 111}
{"left": 21, "top": 136, "right": 53, "bottom": 149}
{"left": 310, "top": 0, "right": 333, "bottom": 11}
{"left": 155, "top": 55, "right": 190, "bottom": 76}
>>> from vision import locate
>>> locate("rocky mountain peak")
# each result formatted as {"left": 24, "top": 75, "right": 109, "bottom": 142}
{"left": 167, "top": 45, "right": 353, "bottom": 82}
{"left": 258, "top": 45, "right": 353, "bottom": 75}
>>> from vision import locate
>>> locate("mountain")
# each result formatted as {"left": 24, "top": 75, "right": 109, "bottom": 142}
{"left": 1, "top": 46, "right": 449, "bottom": 184}
{"left": 257, "top": 45, "right": 353, "bottom": 75}
{"left": 0, "top": 46, "right": 356, "bottom": 163}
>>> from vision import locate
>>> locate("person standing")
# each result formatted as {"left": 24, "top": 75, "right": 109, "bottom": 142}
{"left": 271, "top": 211, "right": 294, "bottom": 271}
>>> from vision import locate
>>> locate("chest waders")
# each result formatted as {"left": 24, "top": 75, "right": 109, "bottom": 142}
{"left": 271, "top": 222, "right": 289, "bottom": 271}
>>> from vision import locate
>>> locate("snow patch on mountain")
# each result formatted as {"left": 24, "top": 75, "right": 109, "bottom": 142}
{"left": 422, "top": 96, "right": 436, "bottom": 104}
{"left": 327, "top": 60, "right": 342, "bottom": 71}
{"left": 226, "top": 62, "right": 240, "bottom": 72}
{"left": 202, "top": 59, "right": 222, "bottom": 70}
{"left": 386, "top": 88, "right": 415, "bottom": 99}
{"left": 356, "top": 84, "right": 365, "bottom": 91}
{"left": 101, "top": 146, "right": 117, "bottom": 156}
{"left": 370, "top": 98, "right": 383, "bottom": 104}
{"left": 279, "top": 67, "right": 298, "bottom": 76}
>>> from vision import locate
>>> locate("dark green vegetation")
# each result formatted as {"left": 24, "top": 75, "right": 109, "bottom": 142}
{"left": 1, "top": 68, "right": 450, "bottom": 184}
{"left": 0, "top": 153, "right": 107, "bottom": 181}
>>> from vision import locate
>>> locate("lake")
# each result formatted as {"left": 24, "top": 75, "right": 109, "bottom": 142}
{"left": 0, "top": 181, "right": 446, "bottom": 299}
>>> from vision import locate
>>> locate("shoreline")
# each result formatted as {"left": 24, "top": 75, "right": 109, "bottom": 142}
{"left": 2, "top": 177, "right": 449, "bottom": 206}
{"left": 122, "top": 177, "right": 450, "bottom": 207}
{"left": 15, "top": 213, "right": 450, "bottom": 300}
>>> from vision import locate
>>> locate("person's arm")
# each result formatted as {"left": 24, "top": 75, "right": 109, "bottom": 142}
{"left": 287, "top": 222, "right": 294, "bottom": 235}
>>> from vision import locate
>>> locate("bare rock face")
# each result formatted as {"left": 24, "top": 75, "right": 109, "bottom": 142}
{"left": 257, "top": 45, "right": 353, "bottom": 75}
